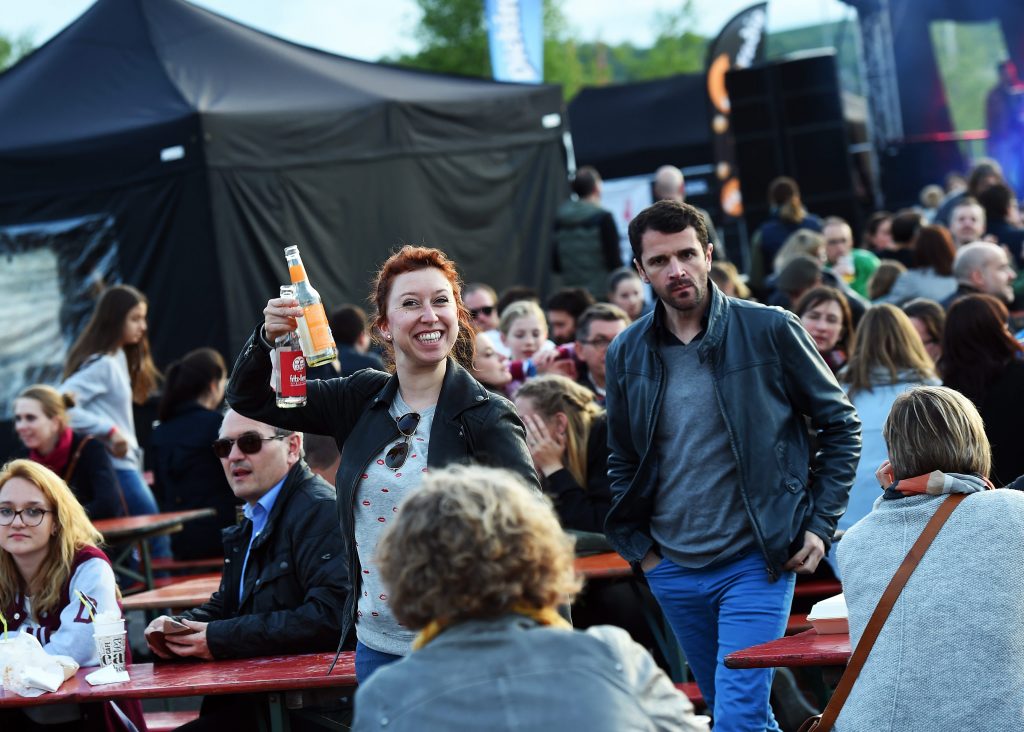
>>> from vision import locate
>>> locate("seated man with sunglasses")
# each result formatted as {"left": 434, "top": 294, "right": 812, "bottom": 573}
{"left": 144, "top": 410, "right": 348, "bottom": 729}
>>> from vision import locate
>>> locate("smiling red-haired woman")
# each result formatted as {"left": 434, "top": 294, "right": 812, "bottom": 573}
{"left": 226, "top": 244, "right": 537, "bottom": 682}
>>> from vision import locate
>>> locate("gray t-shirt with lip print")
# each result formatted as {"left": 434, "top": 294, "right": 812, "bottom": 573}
{"left": 353, "top": 394, "right": 435, "bottom": 656}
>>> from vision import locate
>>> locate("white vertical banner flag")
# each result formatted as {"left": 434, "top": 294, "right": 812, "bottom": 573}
{"left": 484, "top": 0, "right": 543, "bottom": 83}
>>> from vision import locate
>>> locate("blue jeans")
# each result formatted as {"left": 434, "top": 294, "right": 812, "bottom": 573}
{"left": 645, "top": 552, "right": 796, "bottom": 732}
{"left": 355, "top": 641, "right": 402, "bottom": 683}
{"left": 115, "top": 468, "right": 172, "bottom": 560}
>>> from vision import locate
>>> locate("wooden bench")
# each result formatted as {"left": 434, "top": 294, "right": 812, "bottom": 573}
{"left": 151, "top": 556, "right": 224, "bottom": 574}
{"left": 792, "top": 579, "right": 841, "bottom": 599}
{"left": 143, "top": 710, "right": 200, "bottom": 731}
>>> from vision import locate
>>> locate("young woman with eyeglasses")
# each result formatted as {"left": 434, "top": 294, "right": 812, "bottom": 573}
{"left": 227, "top": 245, "right": 537, "bottom": 682}
{"left": 0, "top": 459, "right": 145, "bottom": 731}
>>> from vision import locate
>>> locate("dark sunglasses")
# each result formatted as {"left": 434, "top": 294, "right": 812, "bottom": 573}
{"left": 470, "top": 305, "right": 496, "bottom": 318}
{"left": 212, "top": 431, "right": 289, "bottom": 459}
{"left": 385, "top": 412, "right": 421, "bottom": 470}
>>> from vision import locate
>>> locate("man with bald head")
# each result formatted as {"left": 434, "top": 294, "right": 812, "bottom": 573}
{"left": 942, "top": 241, "right": 1017, "bottom": 310}
{"left": 653, "top": 165, "right": 724, "bottom": 260}
{"left": 145, "top": 410, "right": 348, "bottom": 729}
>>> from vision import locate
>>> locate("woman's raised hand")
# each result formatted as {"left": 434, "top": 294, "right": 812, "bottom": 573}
{"left": 523, "top": 413, "right": 566, "bottom": 478}
{"left": 263, "top": 296, "right": 303, "bottom": 341}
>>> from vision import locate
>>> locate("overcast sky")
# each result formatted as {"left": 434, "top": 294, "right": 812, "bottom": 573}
{"left": 3, "top": 0, "right": 852, "bottom": 62}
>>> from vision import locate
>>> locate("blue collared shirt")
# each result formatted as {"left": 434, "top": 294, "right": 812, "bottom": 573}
{"left": 238, "top": 476, "right": 286, "bottom": 604}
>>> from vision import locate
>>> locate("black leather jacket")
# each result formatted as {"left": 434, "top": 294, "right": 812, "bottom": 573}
{"left": 604, "top": 284, "right": 861, "bottom": 579}
{"left": 181, "top": 461, "right": 348, "bottom": 658}
{"left": 226, "top": 326, "right": 538, "bottom": 645}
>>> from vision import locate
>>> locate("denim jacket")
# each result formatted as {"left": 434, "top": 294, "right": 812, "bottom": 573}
{"left": 604, "top": 283, "right": 860, "bottom": 579}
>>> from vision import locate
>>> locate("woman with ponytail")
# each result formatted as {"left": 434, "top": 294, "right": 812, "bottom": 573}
{"left": 150, "top": 348, "right": 235, "bottom": 559}
{"left": 754, "top": 176, "right": 824, "bottom": 278}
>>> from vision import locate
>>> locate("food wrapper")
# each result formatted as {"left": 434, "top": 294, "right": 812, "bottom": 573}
{"left": 0, "top": 632, "right": 79, "bottom": 697}
{"left": 85, "top": 665, "right": 130, "bottom": 686}
{"left": 806, "top": 592, "right": 849, "bottom": 635}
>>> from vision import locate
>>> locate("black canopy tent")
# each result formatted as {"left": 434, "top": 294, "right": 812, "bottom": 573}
{"left": 0, "top": 0, "right": 566, "bottom": 429}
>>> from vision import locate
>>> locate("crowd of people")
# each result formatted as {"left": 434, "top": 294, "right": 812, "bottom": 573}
{"left": 3, "top": 157, "right": 1024, "bottom": 731}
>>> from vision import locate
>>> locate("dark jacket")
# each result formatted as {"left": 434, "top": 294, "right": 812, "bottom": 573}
{"left": 226, "top": 326, "right": 538, "bottom": 646}
{"left": 544, "top": 415, "right": 612, "bottom": 533}
{"left": 180, "top": 461, "right": 348, "bottom": 659}
{"left": 66, "top": 433, "right": 125, "bottom": 520}
{"left": 975, "top": 359, "right": 1024, "bottom": 487}
{"left": 338, "top": 344, "right": 385, "bottom": 376}
{"left": 150, "top": 401, "right": 237, "bottom": 559}
{"left": 604, "top": 283, "right": 861, "bottom": 579}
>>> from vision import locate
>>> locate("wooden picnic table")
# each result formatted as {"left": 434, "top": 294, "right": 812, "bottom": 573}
{"left": 121, "top": 573, "right": 222, "bottom": 611}
{"left": 724, "top": 629, "right": 851, "bottom": 669}
{"left": 94, "top": 509, "right": 216, "bottom": 592}
{"left": 0, "top": 651, "right": 356, "bottom": 732}
{"left": 121, "top": 552, "right": 634, "bottom": 613}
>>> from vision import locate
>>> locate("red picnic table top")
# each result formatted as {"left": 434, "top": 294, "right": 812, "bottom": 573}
{"left": 93, "top": 509, "right": 216, "bottom": 542}
{"left": 574, "top": 551, "right": 631, "bottom": 579}
{"left": 121, "top": 573, "right": 223, "bottom": 611}
{"left": 120, "top": 552, "right": 634, "bottom": 613}
{"left": 0, "top": 651, "right": 356, "bottom": 709}
{"left": 724, "top": 629, "right": 851, "bottom": 669}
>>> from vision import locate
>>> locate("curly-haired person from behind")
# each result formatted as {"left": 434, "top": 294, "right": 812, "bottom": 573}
{"left": 353, "top": 465, "right": 709, "bottom": 732}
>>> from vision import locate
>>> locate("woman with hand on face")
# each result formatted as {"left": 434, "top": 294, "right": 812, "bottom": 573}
{"left": 0, "top": 460, "right": 145, "bottom": 732}
{"left": 61, "top": 284, "right": 169, "bottom": 561}
{"left": 795, "top": 286, "right": 855, "bottom": 374}
{"left": 14, "top": 385, "right": 125, "bottom": 521}
{"left": 226, "top": 245, "right": 537, "bottom": 682}
{"left": 514, "top": 375, "right": 611, "bottom": 533}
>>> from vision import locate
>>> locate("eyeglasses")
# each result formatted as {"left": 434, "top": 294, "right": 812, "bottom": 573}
{"left": 385, "top": 412, "right": 421, "bottom": 471}
{"left": 212, "top": 431, "right": 289, "bottom": 459}
{"left": 579, "top": 337, "right": 614, "bottom": 349}
{"left": 469, "top": 305, "right": 496, "bottom": 318}
{"left": 0, "top": 507, "right": 52, "bottom": 527}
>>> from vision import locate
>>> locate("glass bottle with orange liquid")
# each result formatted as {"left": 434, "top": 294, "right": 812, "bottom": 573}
{"left": 284, "top": 245, "right": 337, "bottom": 367}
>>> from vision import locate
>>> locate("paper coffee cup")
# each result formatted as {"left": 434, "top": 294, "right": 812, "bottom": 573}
{"left": 94, "top": 630, "right": 127, "bottom": 673}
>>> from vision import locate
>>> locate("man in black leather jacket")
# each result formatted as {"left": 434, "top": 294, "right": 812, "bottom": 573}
{"left": 144, "top": 409, "right": 348, "bottom": 730}
{"left": 604, "top": 200, "right": 860, "bottom": 732}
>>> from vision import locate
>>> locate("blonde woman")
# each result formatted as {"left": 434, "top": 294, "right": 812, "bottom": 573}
{"left": 835, "top": 386, "right": 1024, "bottom": 731}
{"left": 0, "top": 459, "right": 144, "bottom": 731}
{"left": 353, "top": 465, "right": 708, "bottom": 732}
{"left": 14, "top": 385, "right": 124, "bottom": 520}
{"left": 830, "top": 305, "right": 939, "bottom": 572}
{"left": 514, "top": 375, "right": 610, "bottom": 533}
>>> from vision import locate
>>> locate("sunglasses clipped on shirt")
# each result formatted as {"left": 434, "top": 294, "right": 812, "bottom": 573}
{"left": 212, "top": 431, "right": 289, "bottom": 459}
{"left": 385, "top": 412, "right": 421, "bottom": 471}
{"left": 470, "top": 305, "right": 496, "bottom": 319}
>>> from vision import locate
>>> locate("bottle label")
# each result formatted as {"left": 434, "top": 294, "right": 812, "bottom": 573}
{"left": 303, "top": 303, "right": 335, "bottom": 352}
{"left": 278, "top": 349, "right": 307, "bottom": 397}
{"left": 289, "top": 264, "right": 306, "bottom": 284}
